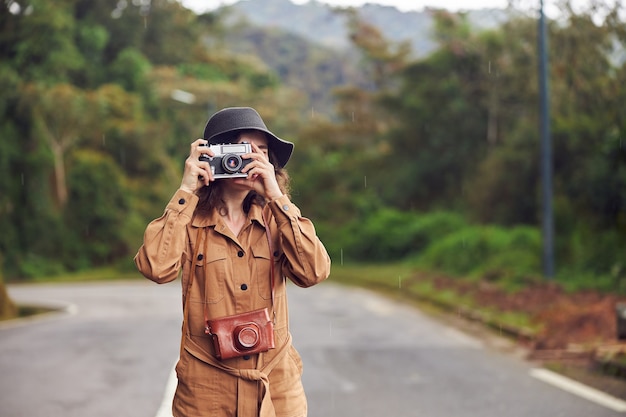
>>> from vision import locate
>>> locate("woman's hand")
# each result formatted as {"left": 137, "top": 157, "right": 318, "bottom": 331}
{"left": 180, "top": 139, "right": 214, "bottom": 194}
{"left": 235, "top": 142, "right": 283, "bottom": 201}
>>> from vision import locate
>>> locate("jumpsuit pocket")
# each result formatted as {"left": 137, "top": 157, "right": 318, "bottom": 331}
{"left": 195, "top": 248, "right": 227, "bottom": 304}
{"left": 251, "top": 244, "right": 274, "bottom": 301}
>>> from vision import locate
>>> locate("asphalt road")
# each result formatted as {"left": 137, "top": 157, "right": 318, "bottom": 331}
{"left": 1, "top": 280, "right": 624, "bottom": 417}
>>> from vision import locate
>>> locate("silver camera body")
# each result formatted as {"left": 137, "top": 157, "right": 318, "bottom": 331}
{"left": 199, "top": 143, "right": 252, "bottom": 179}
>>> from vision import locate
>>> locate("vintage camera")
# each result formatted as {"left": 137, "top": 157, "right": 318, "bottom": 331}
{"left": 206, "top": 308, "right": 275, "bottom": 360}
{"left": 199, "top": 142, "right": 252, "bottom": 179}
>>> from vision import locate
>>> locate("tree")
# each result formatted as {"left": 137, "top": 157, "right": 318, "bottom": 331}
{"left": 342, "top": 7, "right": 411, "bottom": 91}
{"left": 64, "top": 150, "right": 130, "bottom": 267}
{"left": 20, "top": 83, "right": 92, "bottom": 208}
{"left": 372, "top": 11, "right": 491, "bottom": 211}
{"left": 289, "top": 9, "right": 411, "bottom": 230}
{"left": 547, "top": 4, "right": 626, "bottom": 233}
{"left": 1, "top": 0, "right": 84, "bottom": 84}
{"left": 463, "top": 16, "right": 542, "bottom": 225}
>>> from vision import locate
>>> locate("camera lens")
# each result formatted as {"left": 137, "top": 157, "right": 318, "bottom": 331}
{"left": 222, "top": 154, "right": 243, "bottom": 173}
{"left": 237, "top": 327, "right": 260, "bottom": 349}
{"left": 234, "top": 324, "right": 260, "bottom": 350}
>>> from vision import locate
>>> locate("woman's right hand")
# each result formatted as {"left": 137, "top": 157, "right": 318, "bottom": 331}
{"left": 180, "top": 139, "right": 214, "bottom": 194}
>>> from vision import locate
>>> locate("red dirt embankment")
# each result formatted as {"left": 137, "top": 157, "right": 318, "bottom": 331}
{"left": 429, "top": 275, "right": 625, "bottom": 351}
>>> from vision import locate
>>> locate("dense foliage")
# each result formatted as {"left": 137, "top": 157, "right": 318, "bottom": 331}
{"left": 0, "top": 0, "right": 624, "bottom": 296}
{"left": 0, "top": 0, "right": 308, "bottom": 280}
{"left": 295, "top": 4, "right": 626, "bottom": 291}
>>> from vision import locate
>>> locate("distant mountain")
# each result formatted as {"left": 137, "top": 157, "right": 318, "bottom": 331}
{"left": 206, "top": 0, "right": 512, "bottom": 114}
{"left": 224, "top": 24, "right": 366, "bottom": 112}
{"left": 219, "top": 0, "right": 511, "bottom": 57}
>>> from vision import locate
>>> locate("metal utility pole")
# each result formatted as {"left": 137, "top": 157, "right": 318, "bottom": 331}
{"left": 538, "top": 0, "right": 555, "bottom": 279}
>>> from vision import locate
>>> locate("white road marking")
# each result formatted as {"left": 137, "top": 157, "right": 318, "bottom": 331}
{"left": 156, "top": 361, "right": 178, "bottom": 417}
{"left": 530, "top": 368, "right": 626, "bottom": 413}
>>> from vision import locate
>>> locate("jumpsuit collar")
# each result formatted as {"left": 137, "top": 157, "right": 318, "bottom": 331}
{"left": 190, "top": 202, "right": 265, "bottom": 229}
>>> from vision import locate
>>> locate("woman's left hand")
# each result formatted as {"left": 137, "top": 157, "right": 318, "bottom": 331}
{"left": 235, "top": 142, "right": 283, "bottom": 201}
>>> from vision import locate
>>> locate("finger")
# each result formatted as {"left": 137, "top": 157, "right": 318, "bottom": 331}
{"left": 247, "top": 142, "right": 269, "bottom": 161}
{"left": 232, "top": 176, "right": 251, "bottom": 187}
{"left": 249, "top": 142, "right": 261, "bottom": 153}
{"left": 191, "top": 138, "right": 207, "bottom": 152}
{"left": 242, "top": 160, "right": 267, "bottom": 175}
{"left": 196, "top": 141, "right": 214, "bottom": 158}
{"left": 186, "top": 158, "right": 212, "bottom": 185}
{"left": 200, "top": 164, "right": 213, "bottom": 185}
{"left": 244, "top": 170, "right": 260, "bottom": 181}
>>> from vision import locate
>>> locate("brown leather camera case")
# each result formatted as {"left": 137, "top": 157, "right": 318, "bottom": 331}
{"left": 205, "top": 307, "right": 275, "bottom": 360}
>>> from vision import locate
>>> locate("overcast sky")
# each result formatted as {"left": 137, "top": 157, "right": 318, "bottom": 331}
{"left": 180, "top": 0, "right": 592, "bottom": 15}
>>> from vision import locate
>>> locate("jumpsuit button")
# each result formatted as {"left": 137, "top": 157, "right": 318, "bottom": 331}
{"left": 282, "top": 204, "right": 289, "bottom": 211}
{"left": 178, "top": 198, "right": 185, "bottom": 205}
{"left": 237, "top": 250, "right": 244, "bottom": 257}
{"left": 243, "top": 355, "right": 251, "bottom": 360}
{"left": 197, "top": 254, "right": 204, "bottom": 261}
{"left": 241, "top": 284, "right": 248, "bottom": 291}
{"left": 273, "top": 251, "right": 279, "bottom": 257}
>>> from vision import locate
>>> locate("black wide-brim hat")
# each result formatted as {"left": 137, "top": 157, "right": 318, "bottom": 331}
{"left": 203, "top": 107, "right": 294, "bottom": 168}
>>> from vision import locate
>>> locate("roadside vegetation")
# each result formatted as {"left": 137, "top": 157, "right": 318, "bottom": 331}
{"left": 330, "top": 262, "right": 542, "bottom": 337}
{"left": 1, "top": 0, "right": 624, "bottom": 326}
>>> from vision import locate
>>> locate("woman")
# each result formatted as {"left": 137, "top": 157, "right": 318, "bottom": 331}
{"left": 134, "top": 107, "right": 331, "bottom": 417}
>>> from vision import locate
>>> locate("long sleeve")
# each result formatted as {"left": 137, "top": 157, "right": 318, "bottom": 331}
{"left": 134, "top": 190, "right": 199, "bottom": 284}
{"left": 268, "top": 195, "right": 331, "bottom": 288}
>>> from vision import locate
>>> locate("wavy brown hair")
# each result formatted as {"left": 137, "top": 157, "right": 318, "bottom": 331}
{"left": 195, "top": 131, "right": 291, "bottom": 215}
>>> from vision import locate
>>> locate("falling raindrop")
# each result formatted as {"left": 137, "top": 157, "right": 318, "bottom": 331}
{"left": 102, "top": 134, "right": 106, "bottom": 147}
{"left": 364, "top": 176, "right": 367, "bottom": 189}
{"left": 398, "top": 276, "right": 402, "bottom": 289}
{"left": 21, "top": 173, "right": 25, "bottom": 186}
{"left": 340, "top": 248, "right": 344, "bottom": 266}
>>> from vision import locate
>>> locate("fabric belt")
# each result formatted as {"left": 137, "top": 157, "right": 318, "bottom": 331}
{"left": 184, "top": 332, "right": 291, "bottom": 417}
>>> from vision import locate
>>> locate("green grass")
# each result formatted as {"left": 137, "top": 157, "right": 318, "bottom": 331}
{"left": 330, "top": 262, "right": 415, "bottom": 287}
{"left": 18, "top": 304, "right": 58, "bottom": 317}
{"left": 29, "top": 266, "right": 143, "bottom": 283}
